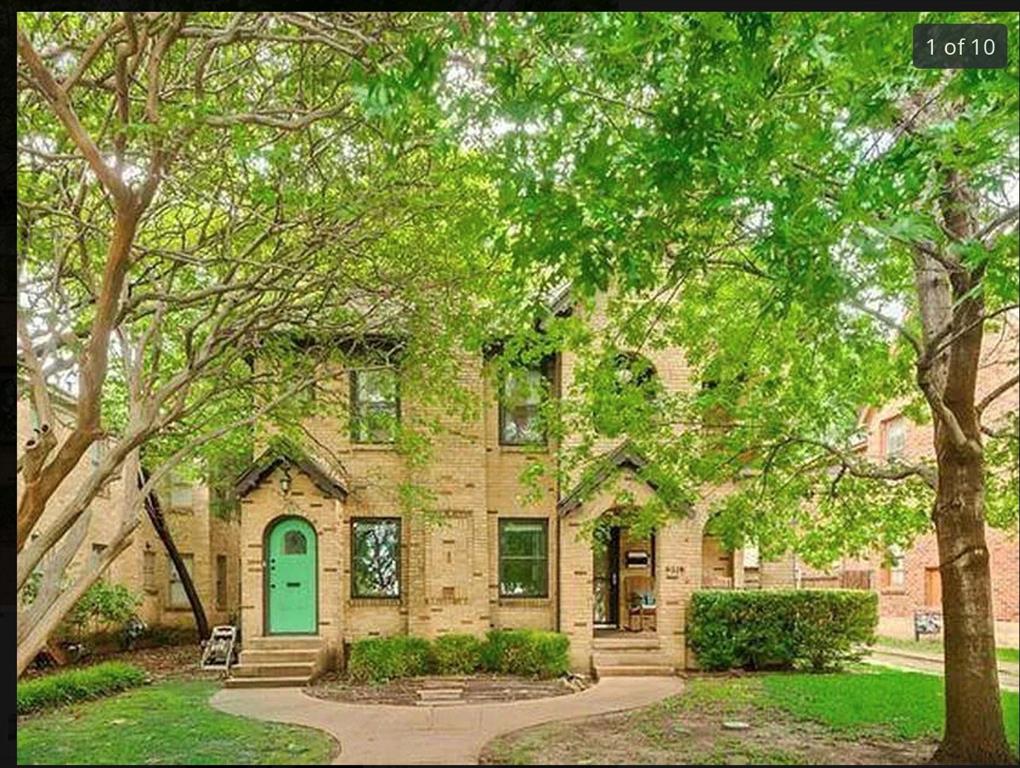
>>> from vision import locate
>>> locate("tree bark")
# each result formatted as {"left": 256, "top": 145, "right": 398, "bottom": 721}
{"left": 930, "top": 443, "right": 1011, "bottom": 764}
{"left": 139, "top": 468, "right": 210, "bottom": 640}
{"left": 912, "top": 164, "right": 1013, "bottom": 763}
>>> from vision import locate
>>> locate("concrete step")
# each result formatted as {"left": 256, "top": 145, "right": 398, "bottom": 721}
{"left": 245, "top": 635, "right": 324, "bottom": 651}
{"left": 595, "top": 664, "right": 675, "bottom": 678}
{"left": 417, "top": 689, "right": 464, "bottom": 702}
{"left": 239, "top": 649, "right": 320, "bottom": 665}
{"left": 224, "top": 675, "right": 310, "bottom": 689}
{"left": 592, "top": 651, "right": 670, "bottom": 667}
{"left": 592, "top": 637, "right": 661, "bottom": 651}
{"left": 232, "top": 662, "right": 316, "bottom": 678}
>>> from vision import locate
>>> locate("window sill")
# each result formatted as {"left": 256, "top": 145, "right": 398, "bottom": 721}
{"left": 499, "top": 444, "right": 549, "bottom": 454}
{"left": 351, "top": 443, "right": 397, "bottom": 452}
{"left": 498, "top": 597, "right": 550, "bottom": 607}
{"left": 348, "top": 597, "right": 403, "bottom": 607}
{"left": 880, "top": 588, "right": 907, "bottom": 595}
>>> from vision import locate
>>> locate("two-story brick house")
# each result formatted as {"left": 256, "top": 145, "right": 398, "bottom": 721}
{"left": 229, "top": 292, "right": 796, "bottom": 686}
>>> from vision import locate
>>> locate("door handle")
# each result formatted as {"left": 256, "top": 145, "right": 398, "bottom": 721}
{"left": 285, "top": 582, "right": 301, "bottom": 588}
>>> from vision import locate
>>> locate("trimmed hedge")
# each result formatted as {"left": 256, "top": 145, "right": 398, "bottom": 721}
{"left": 431, "top": 633, "right": 484, "bottom": 675}
{"left": 346, "top": 629, "right": 570, "bottom": 682}
{"left": 17, "top": 662, "right": 147, "bottom": 715}
{"left": 480, "top": 629, "right": 570, "bottom": 678}
{"left": 688, "top": 589, "right": 878, "bottom": 672}
{"left": 347, "top": 635, "right": 431, "bottom": 683}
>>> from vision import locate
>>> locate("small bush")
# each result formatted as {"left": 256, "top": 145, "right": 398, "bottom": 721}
{"left": 480, "top": 629, "right": 570, "bottom": 678}
{"left": 62, "top": 582, "right": 142, "bottom": 641}
{"left": 347, "top": 636, "right": 431, "bottom": 683}
{"left": 431, "top": 633, "right": 483, "bottom": 675}
{"left": 17, "top": 662, "right": 147, "bottom": 715}
{"left": 688, "top": 589, "right": 877, "bottom": 672}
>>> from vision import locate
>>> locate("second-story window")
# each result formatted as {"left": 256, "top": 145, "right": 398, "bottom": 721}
{"left": 500, "top": 365, "right": 548, "bottom": 446}
{"left": 350, "top": 368, "right": 399, "bottom": 444}
{"left": 883, "top": 416, "right": 906, "bottom": 459}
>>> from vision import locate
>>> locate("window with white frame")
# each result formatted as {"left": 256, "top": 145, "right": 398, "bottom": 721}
{"left": 743, "top": 542, "right": 760, "bottom": 569}
{"left": 168, "top": 554, "right": 194, "bottom": 608}
{"left": 884, "top": 417, "right": 906, "bottom": 459}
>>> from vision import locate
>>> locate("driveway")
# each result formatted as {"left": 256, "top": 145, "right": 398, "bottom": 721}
{"left": 211, "top": 675, "right": 684, "bottom": 765}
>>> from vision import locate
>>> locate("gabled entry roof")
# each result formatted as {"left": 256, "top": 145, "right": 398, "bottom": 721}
{"left": 234, "top": 442, "right": 348, "bottom": 499}
{"left": 557, "top": 441, "right": 660, "bottom": 516}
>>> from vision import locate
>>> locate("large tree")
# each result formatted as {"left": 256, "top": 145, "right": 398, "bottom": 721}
{"left": 16, "top": 11, "right": 489, "bottom": 676}
{"left": 455, "top": 12, "right": 1019, "bottom": 763}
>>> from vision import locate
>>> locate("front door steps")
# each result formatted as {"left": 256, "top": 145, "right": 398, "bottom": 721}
{"left": 592, "top": 634, "right": 675, "bottom": 678}
{"left": 225, "top": 635, "right": 325, "bottom": 689}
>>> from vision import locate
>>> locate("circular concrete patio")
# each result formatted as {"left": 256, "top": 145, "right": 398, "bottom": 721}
{"left": 211, "top": 675, "right": 684, "bottom": 765}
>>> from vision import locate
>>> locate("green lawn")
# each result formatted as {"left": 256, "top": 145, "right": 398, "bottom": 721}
{"left": 763, "top": 666, "right": 1019, "bottom": 751}
{"left": 481, "top": 666, "right": 1019, "bottom": 765}
{"left": 17, "top": 680, "right": 336, "bottom": 765}
{"left": 875, "top": 635, "right": 1020, "bottom": 665}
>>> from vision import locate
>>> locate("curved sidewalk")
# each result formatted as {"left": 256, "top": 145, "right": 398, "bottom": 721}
{"left": 211, "top": 675, "right": 684, "bottom": 765}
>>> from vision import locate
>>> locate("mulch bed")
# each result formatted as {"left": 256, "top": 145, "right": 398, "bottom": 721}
{"left": 306, "top": 672, "right": 590, "bottom": 706}
{"left": 22, "top": 643, "right": 222, "bottom": 683}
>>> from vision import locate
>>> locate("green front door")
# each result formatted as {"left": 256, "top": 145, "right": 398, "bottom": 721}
{"left": 267, "top": 517, "right": 317, "bottom": 634}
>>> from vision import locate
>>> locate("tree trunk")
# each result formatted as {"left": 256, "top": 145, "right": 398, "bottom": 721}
{"left": 139, "top": 468, "right": 210, "bottom": 640}
{"left": 930, "top": 445, "right": 1012, "bottom": 764}
{"left": 911, "top": 162, "right": 1013, "bottom": 762}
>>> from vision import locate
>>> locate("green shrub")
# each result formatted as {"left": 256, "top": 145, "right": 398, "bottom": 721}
{"left": 431, "top": 633, "right": 483, "bottom": 675}
{"left": 17, "top": 662, "right": 147, "bottom": 715}
{"left": 688, "top": 589, "right": 877, "bottom": 672}
{"left": 347, "top": 636, "right": 431, "bottom": 683}
{"left": 61, "top": 581, "right": 142, "bottom": 641}
{"left": 480, "top": 629, "right": 570, "bottom": 678}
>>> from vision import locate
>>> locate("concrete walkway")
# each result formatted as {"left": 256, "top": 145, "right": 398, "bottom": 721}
{"left": 867, "top": 647, "right": 1020, "bottom": 692}
{"left": 211, "top": 676, "right": 684, "bottom": 765}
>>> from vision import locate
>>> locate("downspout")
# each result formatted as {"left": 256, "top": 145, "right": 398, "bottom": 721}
{"left": 554, "top": 351, "right": 562, "bottom": 633}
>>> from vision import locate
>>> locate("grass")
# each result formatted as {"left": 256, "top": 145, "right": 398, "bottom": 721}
{"left": 762, "top": 666, "right": 1019, "bottom": 751}
{"left": 481, "top": 666, "right": 1020, "bottom": 765}
{"left": 17, "top": 680, "right": 336, "bottom": 765}
{"left": 875, "top": 635, "right": 1020, "bottom": 665}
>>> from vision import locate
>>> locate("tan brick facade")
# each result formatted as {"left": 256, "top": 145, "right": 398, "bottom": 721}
{"left": 236, "top": 293, "right": 796, "bottom": 673}
{"left": 17, "top": 394, "right": 241, "bottom": 636}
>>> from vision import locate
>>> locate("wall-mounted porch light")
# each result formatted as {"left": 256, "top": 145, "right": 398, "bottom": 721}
{"left": 279, "top": 463, "right": 292, "bottom": 495}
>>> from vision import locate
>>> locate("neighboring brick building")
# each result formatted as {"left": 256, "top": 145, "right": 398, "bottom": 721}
{"left": 17, "top": 389, "right": 241, "bottom": 637}
{"left": 231, "top": 291, "right": 795, "bottom": 683}
{"left": 804, "top": 315, "right": 1020, "bottom": 638}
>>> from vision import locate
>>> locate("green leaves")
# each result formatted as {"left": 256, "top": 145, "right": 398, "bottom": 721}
{"left": 455, "top": 10, "right": 1018, "bottom": 561}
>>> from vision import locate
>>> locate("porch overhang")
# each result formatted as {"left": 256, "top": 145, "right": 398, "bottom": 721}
{"left": 234, "top": 443, "right": 348, "bottom": 500}
{"left": 557, "top": 441, "right": 660, "bottom": 517}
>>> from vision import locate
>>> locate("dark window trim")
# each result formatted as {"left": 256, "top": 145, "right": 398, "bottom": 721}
{"left": 349, "top": 368, "right": 401, "bottom": 444}
{"left": 350, "top": 517, "right": 402, "bottom": 599}
{"left": 498, "top": 517, "right": 550, "bottom": 599}
{"left": 498, "top": 357, "right": 553, "bottom": 447}
{"left": 215, "top": 554, "right": 228, "bottom": 610}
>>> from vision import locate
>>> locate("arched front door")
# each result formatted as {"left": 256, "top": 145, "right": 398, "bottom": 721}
{"left": 266, "top": 517, "right": 317, "bottom": 634}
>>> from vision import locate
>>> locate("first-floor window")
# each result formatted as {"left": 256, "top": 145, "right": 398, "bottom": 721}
{"left": 351, "top": 518, "right": 400, "bottom": 598}
{"left": 143, "top": 550, "right": 157, "bottom": 591}
{"left": 168, "top": 553, "right": 194, "bottom": 608}
{"left": 880, "top": 545, "right": 906, "bottom": 589}
{"left": 215, "top": 554, "right": 228, "bottom": 609}
{"left": 499, "top": 519, "right": 549, "bottom": 598}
